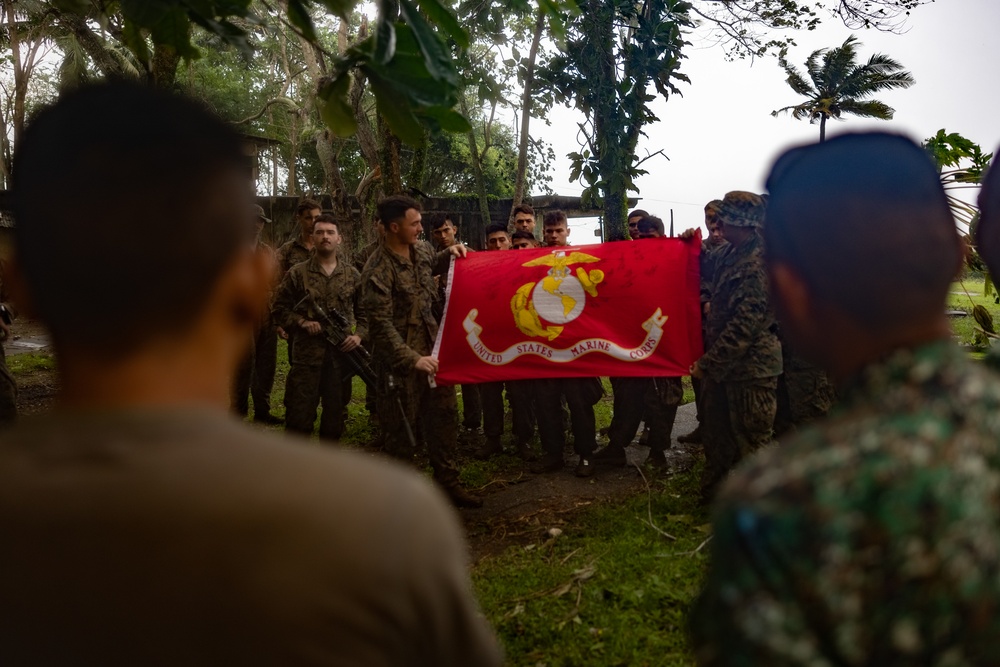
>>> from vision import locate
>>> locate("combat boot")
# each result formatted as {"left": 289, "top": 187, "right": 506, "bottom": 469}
{"left": 645, "top": 450, "right": 669, "bottom": 470}
{"left": 678, "top": 425, "right": 702, "bottom": 444}
{"left": 593, "top": 444, "right": 627, "bottom": 467}
{"left": 474, "top": 436, "right": 502, "bottom": 460}
{"left": 530, "top": 453, "right": 563, "bottom": 474}
{"left": 515, "top": 437, "right": 537, "bottom": 462}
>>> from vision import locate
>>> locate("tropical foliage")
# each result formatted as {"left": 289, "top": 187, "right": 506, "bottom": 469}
{"left": 772, "top": 35, "right": 914, "bottom": 141}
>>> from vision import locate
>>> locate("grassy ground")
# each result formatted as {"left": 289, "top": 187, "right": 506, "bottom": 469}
{"left": 948, "top": 277, "right": 1000, "bottom": 348}
{"left": 473, "top": 468, "right": 708, "bottom": 666}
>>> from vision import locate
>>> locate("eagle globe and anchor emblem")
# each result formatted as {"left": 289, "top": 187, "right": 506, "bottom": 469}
{"left": 460, "top": 249, "right": 670, "bottom": 365}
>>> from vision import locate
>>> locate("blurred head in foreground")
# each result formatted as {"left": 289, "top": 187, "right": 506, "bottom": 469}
{"left": 10, "top": 82, "right": 269, "bottom": 406}
{"left": 764, "top": 132, "right": 960, "bottom": 381}
{"left": 976, "top": 150, "right": 1000, "bottom": 277}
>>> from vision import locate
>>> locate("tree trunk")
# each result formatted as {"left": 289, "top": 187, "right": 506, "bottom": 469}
{"left": 378, "top": 115, "right": 404, "bottom": 194}
{"left": 461, "top": 97, "right": 491, "bottom": 247}
{"left": 407, "top": 128, "right": 428, "bottom": 191}
{"left": 150, "top": 42, "right": 181, "bottom": 88}
{"left": 820, "top": 113, "right": 827, "bottom": 142}
{"left": 512, "top": 9, "right": 546, "bottom": 212}
{"left": 5, "top": 2, "right": 26, "bottom": 153}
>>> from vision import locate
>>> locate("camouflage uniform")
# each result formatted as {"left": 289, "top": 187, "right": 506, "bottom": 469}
{"left": 698, "top": 193, "right": 782, "bottom": 500}
{"left": 691, "top": 340, "right": 1000, "bottom": 666}
{"left": 0, "top": 259, "right": 16, "bottom": 425}
{"left": 276, "top": 238, "right": 313, "bottom": 367}
{"left": 688, "top": 237, "right": 732, "bottom": 434}
{"left": 272, "top": 256, "right": 365, "bottom": 440}
{"left": 535, "top": 377, "right": 603, "bottom": 461}
{"left": 361, "top": 242, "right": 462, "bottom": 486}
{"left": 643, "top": 377, "right": 684, "bottom": 457}
{"left": 277, "top": 238, "right": 312, "bottom": 277}
{"left": 233, "top": 241, "right": 279, "bottom": 418}
{"left": 355, "top": 238, "right": 383, "bottom": 420}
{"left": 606, "top": 376, "right": 650, "bottom": 449}
{"left": 774, "top": 334, "right": 836, "bottom": 437}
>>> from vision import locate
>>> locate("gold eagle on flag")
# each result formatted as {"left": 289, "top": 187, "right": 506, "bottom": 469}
{"left": 510, "top": 251, "right": 606, "bottom": 340}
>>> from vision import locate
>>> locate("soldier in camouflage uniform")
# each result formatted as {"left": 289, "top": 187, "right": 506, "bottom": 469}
{"left": 0, "top": 257, "right": 16, "bottom": 425}
{"left": 531, "top": 210, "right": 604, "bottom": 478}
{"left": 691, "top": 191, "right": 781, "bottom": 502}
{"left": 773, "top": 332, "right": 837, "bottom": 437}
{"left": 679, "top": 200, "right": 728, "bottom": 445}
{"left": 273, "top": 214, "right": 363, "bottom": 440}
{"left": 361, "top": 195, "right": 481, "bottom": 508}
{"left": 596, "top": 208, "right": 653, "bottom": 466}
{"left": 232, "top": 204, "right": 282, "bottom": 424}
{"left": 691, "top": 133, "right": 1000, "bottom": 665}
{"left": 276, "top": 199, "right": 321, "bottom": 366}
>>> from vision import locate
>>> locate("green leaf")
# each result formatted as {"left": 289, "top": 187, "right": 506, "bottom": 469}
{"left": 317, "top": 73, "right": 358, "bottom": 137}
{"left": 286, "top": 0, "right": 318, "bottom": 42}
{"left": 119, "top": 0, "right": 170, "bottom": 26}
{"left": 121, "top": 17, "right": 151, "bottom": 66}
{"left": 421, "top": 106, "right": 471, "bottom": 132}
{"left": 315, "top": 0, "right": 354, "bottom": 19}
{"left": 148, "top": 7, "right": 199, "bottom": 60}
{"left": 369, "top": 73, "right": 424, "bottom": 145}
{"left": 398, "top": 0, "right": 457, "bottom": 86}
{"left": 368, "top": 25, "right": 456, "bottom": 107}
{"left": 373, "top": 18, "right": 396, "bottom": 65}
{"left": 415, "top": 0, "right": 469, "bottom": 49}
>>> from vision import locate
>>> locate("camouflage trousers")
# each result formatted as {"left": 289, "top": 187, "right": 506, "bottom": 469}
{"left": 379, "top": 369, "right": 460, "bottom": 487}
{"left": 535, "top": 377, "right": 603, "bottom": 458}
{"left": 645, "top": 377, "right": 684, "bottom": 454}
{"left": 460, "top": 384, "right": 482, "bottom": 430}
{"left": 506, "top": 379, "right": 536, "bottom": 443}
{"left": 774, "top": 366, "right": 836, "bottom": 438}
{"left": 0, "top": 345, "right": 16, "bottom": 425}
{"left": 232, "top": 324, "right": 277, "bottom": 417}
{"left": 479, "top": 382, "right": 505, "bottom": 439}
{"left": 284, "top": 353, "right": 347, "bottom": 440}
{"left": 607, "top": 377, "right": 650, "bottom": 449}
{"left": 702, "top": 376, "right": 777, "bottom": 500}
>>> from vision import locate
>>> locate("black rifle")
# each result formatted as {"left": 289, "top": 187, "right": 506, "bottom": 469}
{"left": 305, "top": 297, "right": 378, "bottom": 390}
{"left": 297, "top": 295, "right": 417, "bottom": 449}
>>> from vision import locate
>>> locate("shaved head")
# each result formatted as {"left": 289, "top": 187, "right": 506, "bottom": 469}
{"left": 765, "top": 132, "right": 959, "bottom": 331}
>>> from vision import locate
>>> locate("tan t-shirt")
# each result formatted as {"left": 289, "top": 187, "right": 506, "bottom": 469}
{"left": 0, "top": 408, "right": 501, "bottom": 666}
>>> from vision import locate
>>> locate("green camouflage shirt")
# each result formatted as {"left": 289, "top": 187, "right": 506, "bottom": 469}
{"left": 361, "top": 242, "right": 449, "bottom": 374}
{"left": 699, "top": 232, "right": 782, "bottom": 381}
{"left": 700, "top": 238, "right": 729, "bottom": 305}
{"left": 272, "top": 256, "right": 363, "bottom": 365}
{"left": 277, "top": 239, "right": 312, "bottom": 277}
{"left": 691, "top": 340, "right": 1000, "bottom": 666}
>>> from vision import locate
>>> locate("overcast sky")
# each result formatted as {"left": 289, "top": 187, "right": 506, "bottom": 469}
{"left": 532, "top": 0, "right": 1000, "bottom": 240}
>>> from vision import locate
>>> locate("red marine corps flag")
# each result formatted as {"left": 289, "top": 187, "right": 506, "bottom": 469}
{"left": 432, "top": 236, "right": 703, "bottom": 385}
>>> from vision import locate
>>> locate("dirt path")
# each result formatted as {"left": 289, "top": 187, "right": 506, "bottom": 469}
{"left": 462, "top": 403, "right": 700, "bottom": 561}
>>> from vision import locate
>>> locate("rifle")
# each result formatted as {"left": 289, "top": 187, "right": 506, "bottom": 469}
{"left": 296, "top": 294, "right": 417, "bottom": 449}
{"left": 304, "top": 296, "right": 378, "bottom": 390}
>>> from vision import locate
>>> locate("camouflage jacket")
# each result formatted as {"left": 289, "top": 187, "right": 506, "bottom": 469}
{"left": 700, "top": 238, "right": 729, "bottom": 305}
{"left": 699, "top": 232, "right": 782, "bottom": 382}
{"left": 277, "top": 238, "right": 312, "bottom": 277}
{"left": 691, "top": 340, "right": 1000, "bottom": 666}
{"left": 355, "top": 239, "right": 382, "bottom": 274}
{"left": 361, "top": 242, "right": 449, "bottom": 374}
{"left": 272, "top": 256, "right": 364, "bottom": 365}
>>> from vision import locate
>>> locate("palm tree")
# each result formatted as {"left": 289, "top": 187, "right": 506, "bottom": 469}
{"left": 772, "top": 35, "right": 914, "bottom": 142}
